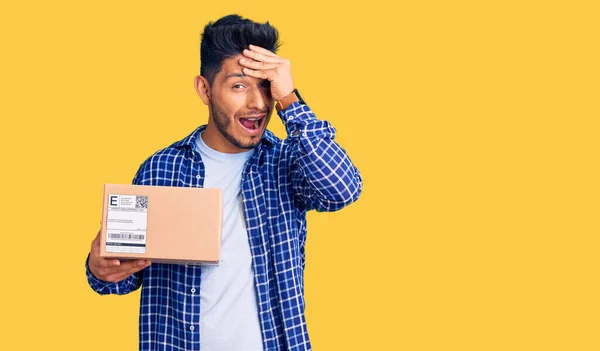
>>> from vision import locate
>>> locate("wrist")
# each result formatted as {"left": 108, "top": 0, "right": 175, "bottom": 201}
{"left": 275, "top": 89, "right": 304, "bottom": 111}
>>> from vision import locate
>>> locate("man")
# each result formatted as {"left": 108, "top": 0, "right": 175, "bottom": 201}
{"left": 86, "top": 14, "right": 362, "bottom": 351}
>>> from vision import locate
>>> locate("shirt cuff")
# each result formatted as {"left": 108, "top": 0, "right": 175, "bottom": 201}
{"left": 277, "top": 102, "right": 316, "bottom": 136}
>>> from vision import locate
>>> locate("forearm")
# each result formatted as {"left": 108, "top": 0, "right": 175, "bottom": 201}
{"left": 281, "top": 102, "right": 363, "bottom": 211}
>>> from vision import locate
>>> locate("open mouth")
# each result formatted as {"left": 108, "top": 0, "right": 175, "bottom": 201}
{"left": 238, "top": 115, "right": 265, "bottom": 132}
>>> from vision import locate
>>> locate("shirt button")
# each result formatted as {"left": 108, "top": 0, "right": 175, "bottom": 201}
{"left": 189, "top": 326, "right": 195, "bottom": 331}
{"left": 196, "top": 175, "right": 201, "bottom": 180}
{"left": 191, "top": 288, "right": 196, "bottom": 293}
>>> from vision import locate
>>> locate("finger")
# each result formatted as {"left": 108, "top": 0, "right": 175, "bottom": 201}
{"left": 242, "top": 49, "right": 279, "bottom": 63}
{"left": 104, "top": 272, "right": 130, "bottom": 283}
{"left": 105, "top": 261, "right": 150, "bottom": 282}
{"left": 96, "top": 257, "right": 121, "bottom": 268}
{"left": 239, "top": 58, "right": 279, "bottom": 70}
{"left": 248, "top": 44, "right": 279, "bottom": 58}
{"left": 95, "top": 259, "right": 147, "bottom": 276}
{"left": 118, "top": 259, "right": 151, "bottom": 272}
{"left": 242, "top": 67, "right": 271, "bottom": 80}
{"left": 125, "top": 261, "right": 151, "bottom": 276}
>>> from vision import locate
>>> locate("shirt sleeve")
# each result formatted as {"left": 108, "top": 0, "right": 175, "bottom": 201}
{"left": 85, "top": 254, "right": 143, "bottom": 295}
{"left": 279, "top": 102, "right": 363, "bottom": 212}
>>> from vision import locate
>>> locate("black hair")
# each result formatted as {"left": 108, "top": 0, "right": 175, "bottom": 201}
{"left": 200, "top": 14, "right": 280, "bottom": 85}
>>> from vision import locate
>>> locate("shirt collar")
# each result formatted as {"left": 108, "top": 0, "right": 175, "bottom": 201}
{"left": 171, "top": 125, "right": 278, "bottom": 150}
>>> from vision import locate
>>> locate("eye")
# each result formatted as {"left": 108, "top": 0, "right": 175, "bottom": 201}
{"left": 232, "top": 83, "right": 246, "bottom": 90}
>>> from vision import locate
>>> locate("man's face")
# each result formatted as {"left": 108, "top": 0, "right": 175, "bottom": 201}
{"left": 207, "top": 55, "right": 273, "bottom": 152}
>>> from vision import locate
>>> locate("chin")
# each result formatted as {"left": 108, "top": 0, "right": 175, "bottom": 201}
{"left": 223, "top": 132, "right": 262, "bottom": 151}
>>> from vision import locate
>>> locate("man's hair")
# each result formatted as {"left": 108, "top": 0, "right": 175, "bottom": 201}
{"left": 200, "top": 14, "right": 280, "bottom": 85}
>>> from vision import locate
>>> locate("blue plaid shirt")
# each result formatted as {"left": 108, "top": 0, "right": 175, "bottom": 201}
{"left": 86, "top": 102, "right": 362, "bottom": 351}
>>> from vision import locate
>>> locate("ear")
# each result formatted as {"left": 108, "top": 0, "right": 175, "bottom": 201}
{"left": 194, "top": 75, "right": 211, "bottom": 105}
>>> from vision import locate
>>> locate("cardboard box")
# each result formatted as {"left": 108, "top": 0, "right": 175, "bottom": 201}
{"left": 100, "top": 184, "right": 222, "bottom": 265}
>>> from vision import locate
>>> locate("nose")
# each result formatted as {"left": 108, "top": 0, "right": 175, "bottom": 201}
{"left": 246, "top": 85, "right": 267, "bottom": 111}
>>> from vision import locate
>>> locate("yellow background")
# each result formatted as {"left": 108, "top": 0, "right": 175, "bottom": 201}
{"left": 0, "top": 0, "right": 598, "bottom": 350}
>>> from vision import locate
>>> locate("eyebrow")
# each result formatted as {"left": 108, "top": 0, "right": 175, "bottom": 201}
{"left": 225, "top": 73, "right": 246, "bottom": 79}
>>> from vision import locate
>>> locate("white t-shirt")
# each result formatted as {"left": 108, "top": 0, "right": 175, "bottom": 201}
{"left": 196, "top": 132, "right": 263, "bottom": 351}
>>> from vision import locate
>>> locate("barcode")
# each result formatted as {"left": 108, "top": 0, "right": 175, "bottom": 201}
{"left": 109, "top": 233, "right": 145, "bottom": 241}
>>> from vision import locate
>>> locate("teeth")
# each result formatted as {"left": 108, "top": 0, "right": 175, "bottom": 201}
{"left": 247, "top": 117, "right": 260, "bottom": 121}
{"left": 254, "top": 120, "right": 259, "bottom": 128}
